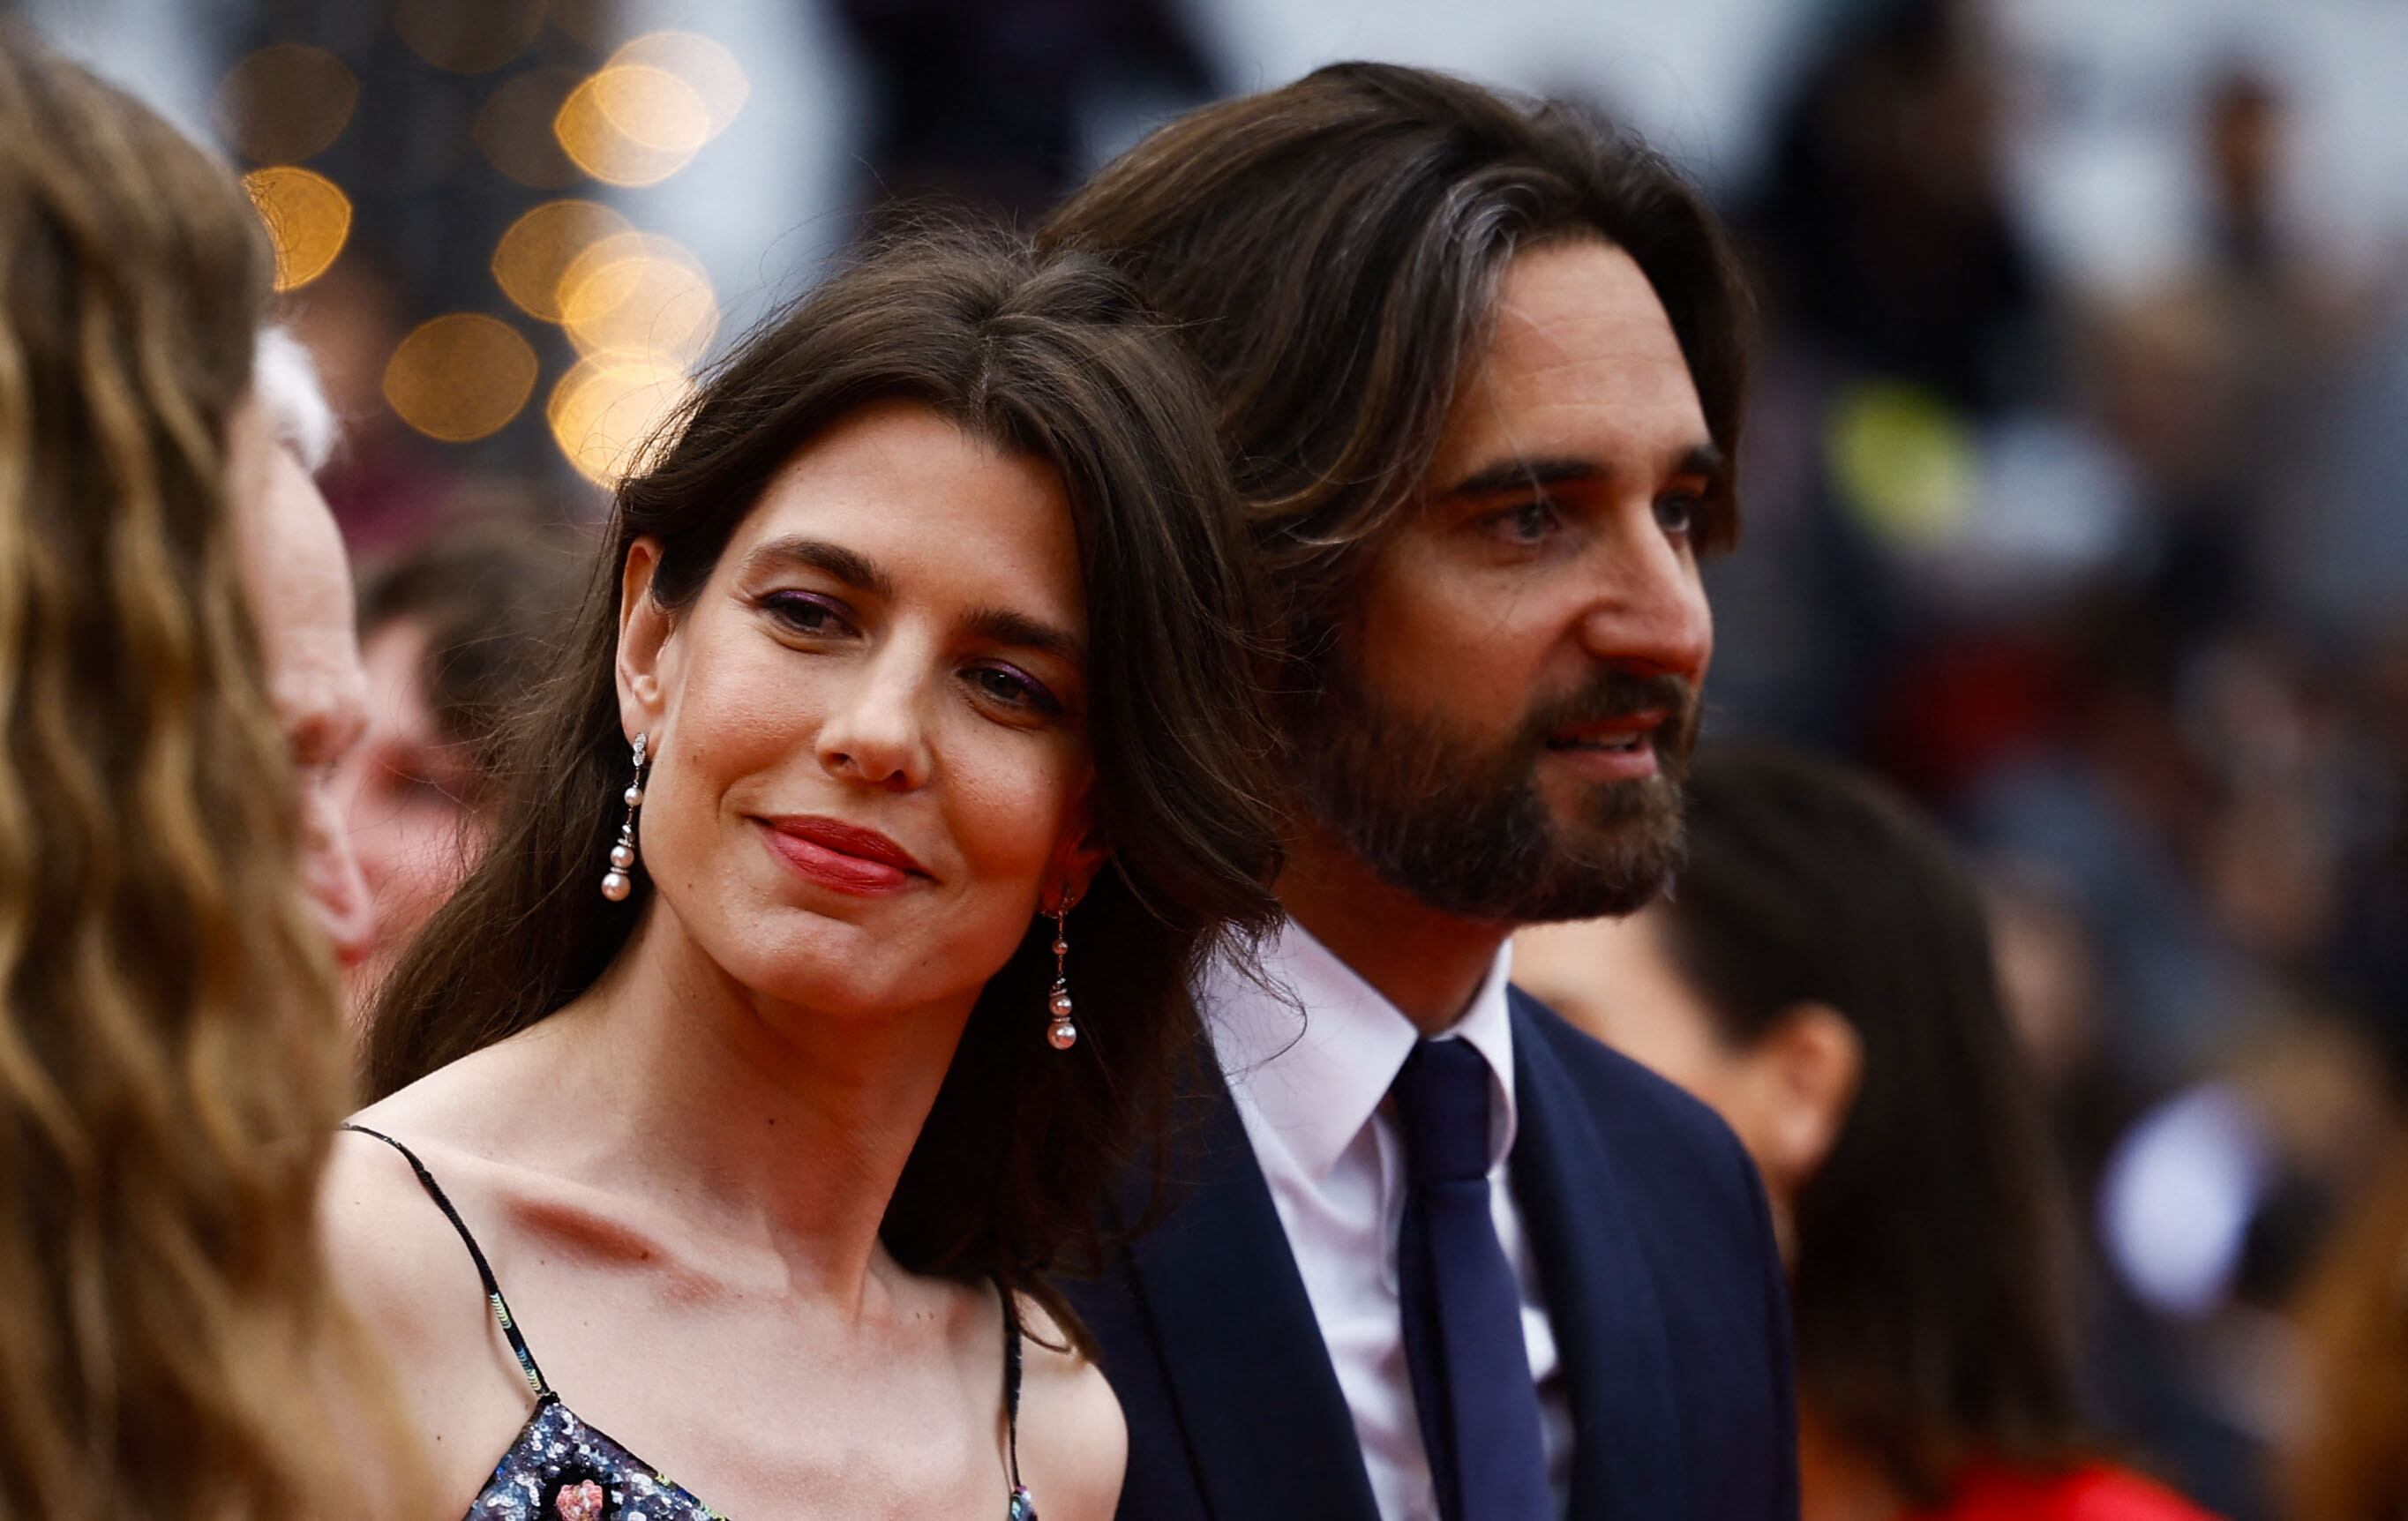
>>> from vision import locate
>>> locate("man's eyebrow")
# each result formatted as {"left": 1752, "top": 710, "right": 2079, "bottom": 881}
{"left": 1436, "top": 443, "right": 1729, "bottom": 501}
{"left": 1670, "top": 442, "right": 1729, "bottom": 490}
{"left": 739, "top": 536, "right": 897, "bottom": 599}
{"left": 963, "top": 604, "right": 1085, "bottom": 667}
{"left": 1437, "top": 456, "right": 1608, "bottom": 501}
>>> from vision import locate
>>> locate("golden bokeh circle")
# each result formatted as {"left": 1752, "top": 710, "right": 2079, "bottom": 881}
{"left": 491, "top": 199, "right": 634, "bottom": 323}
{"left": 381, "top": 314, "right": 539, "bottom": 443}
{"left": 609, "top": 32, "right": 749, "bottom": 140}
{"left": 213, "top": 43, "right": 358, "bottom": 164}
{"left": 552, "top": 66, "right": 708, "bottom": 187}
{"left": 557, "top": 232, "right": 718, "bottom": 367}
{"left": 241, "top": 167, "right": 351, "bottom": 292}
{"left": 548, "top": 357, "right": 693, "bottom": 486}
{"left": 394, "top": 0, "right": 547, "bottom": 75}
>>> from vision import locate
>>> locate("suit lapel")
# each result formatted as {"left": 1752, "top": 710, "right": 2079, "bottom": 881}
{"left": 1511, "top": 993, "right": 1689, "bottom": 1518}
{"left": 1123, "top": 1079, "right": 1383, "bottom": 1521}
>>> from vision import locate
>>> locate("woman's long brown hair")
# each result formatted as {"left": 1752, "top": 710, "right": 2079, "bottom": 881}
{"left": 0, "top": 34, "right": 364, "bottom": 1519}
{"left": 1662, "top": 743, "right": 2086, "bottom": 1502}
{"left": 366, "top": 228, "right": 1285, "bottom": 1350}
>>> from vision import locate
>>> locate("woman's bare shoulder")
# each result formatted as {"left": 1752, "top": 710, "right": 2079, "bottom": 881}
{"left": 320, "top": 1077, "right": 546, "bottom": 1510}
{"left": 1008, "top": 1296, "right": 1127, "bottom": 1521}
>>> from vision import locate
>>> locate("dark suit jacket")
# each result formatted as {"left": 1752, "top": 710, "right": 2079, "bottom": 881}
{"left": 1066, "top": 985, "right": 1799, "bottom": 1520}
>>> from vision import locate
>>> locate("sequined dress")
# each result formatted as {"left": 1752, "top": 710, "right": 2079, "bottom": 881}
{"left": 345, "top": 1126, "right": 1041, "bottom": 1521}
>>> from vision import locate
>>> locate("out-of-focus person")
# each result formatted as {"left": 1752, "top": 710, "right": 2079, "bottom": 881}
{"left": 240, "top": 329, "right": 377, "bottom": 972}
{"left": 0, "top": 31, "right": 393, "bottom": 1518}
{"left": 1517, "top": 742, "right": 2221, "bottom": 1521}
{"left": 337, "top": 521, "right": 580, "bottom": 1013}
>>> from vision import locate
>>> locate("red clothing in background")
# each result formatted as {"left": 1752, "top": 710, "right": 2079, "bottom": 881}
{"left": 1910, "top": 1463, "right": 2223, "bottom": 1521}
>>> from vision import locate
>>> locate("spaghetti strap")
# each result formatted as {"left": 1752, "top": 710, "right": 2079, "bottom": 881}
{"left": 1000, "top": 1283, "right": 1034, "bottom": 1518}
{"left": 341, "top": 1123, "right": 551, "bottom": 1400}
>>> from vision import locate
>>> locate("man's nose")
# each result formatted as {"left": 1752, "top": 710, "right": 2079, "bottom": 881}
{"left": 302, "top": 790, "right": 376, "bottom": 967}
{"left": 1577, "top": 525, "right": 1714, "bottom": 683}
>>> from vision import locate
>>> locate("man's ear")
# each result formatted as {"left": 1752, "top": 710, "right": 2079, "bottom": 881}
{"left": 616, "top": 537, "right": 673, "bottom": 744}
{"left": 1751, "top": 1002, "right": 1864, "bottom": 1198}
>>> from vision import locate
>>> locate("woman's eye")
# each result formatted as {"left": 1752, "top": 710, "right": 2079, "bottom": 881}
{"left": 761, "top": 590, "right": 851, "bottom": 637}
{"left": 379, "top": 768, "right": 470, "bottom": 814}
{"left": 966, "top": 663, "right": 1061, "bottom": 717}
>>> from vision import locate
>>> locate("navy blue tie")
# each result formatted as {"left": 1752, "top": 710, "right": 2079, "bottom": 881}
{"left": 1393, "top": 1038, "right": 1552, "bottom": 1521}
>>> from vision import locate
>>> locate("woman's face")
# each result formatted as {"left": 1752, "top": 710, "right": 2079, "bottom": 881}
{"left": 334, "top": 616, "right": 490, "bottom": 1015}
{"left": 619, "top": 401, "right": 1099, "bottom": 1020}
{"left": 1515, "top": 910, "right": 1860, "bottom": 1240}
{"left": 1516, "top": 910, "right": 1760, "bottom": 1134}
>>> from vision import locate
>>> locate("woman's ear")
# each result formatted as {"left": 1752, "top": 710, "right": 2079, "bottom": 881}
{"left": 1751, "top": 1002, "right": 1864, "bottom": 1199}
{"left": 1044, "top": 803, "right": 1111, "bottom": 913}
{"left": 616, "top": 537, "right": 672, "bottom": 744}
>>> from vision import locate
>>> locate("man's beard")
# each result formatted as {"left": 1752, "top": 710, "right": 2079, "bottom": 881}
{"left": 1288, "top": 656, "right": 1700, "bottom": 925}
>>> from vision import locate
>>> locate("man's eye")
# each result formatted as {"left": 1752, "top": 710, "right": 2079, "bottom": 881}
{"left": 1483, "top": 499, "right": 1559, "bottom": 545}
{"left": 1655, "top": 495, "right": 1699, "bottom": 537}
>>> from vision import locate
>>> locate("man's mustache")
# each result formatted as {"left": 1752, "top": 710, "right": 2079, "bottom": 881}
{"left": 1519, "top": 670, "right": 1699, "bottom": 760}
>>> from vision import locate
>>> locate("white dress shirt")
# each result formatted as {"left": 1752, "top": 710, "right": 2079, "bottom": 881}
{"left": 1204, "top": 919, "right": 1572, "bottom": 1520}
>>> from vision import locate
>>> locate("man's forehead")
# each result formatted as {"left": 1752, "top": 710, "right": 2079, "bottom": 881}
{"left": 234, "top": 444, "right": 367, "bottom": 739}
{"left": 1429, "top": 238, "right": 1709, "bottom": 485}
{"left": 265, "top": 599, "right": 368, "bottom": 740}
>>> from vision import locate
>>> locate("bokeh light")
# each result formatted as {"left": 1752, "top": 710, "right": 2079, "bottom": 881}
{"left": 212, "top": 43, "right": 357, "bottom": 164}
{"left": 557, "top": 231, "right": 718, "bottom": 367}
{"left": 491, "top": 199, "right": 634, "bottom": 323}
{"left": 393, "top": 0, "right": 546, "bottom": 76}
{"left": 381, "top": 314, "right": 540, "bottom": 443}
{"left": 548, "top": 357, "right": 692, "bottom": 486}
{"left": 474, "top": 68, "right": 585, "bottom": 191}
{"left": 1827, "top": 383, "right": 1978, "bottom": 549}
{"left": 551, "top": 34, "right": 747, "bottom": 189}
{"left": 611, "top": 32, "right": 750, "bottom": 140}
{"left": 241, "top": 167, "right": 351, "bottom": 292}
{"left": 553, "top": 66, "right": 709, "bottom": 187}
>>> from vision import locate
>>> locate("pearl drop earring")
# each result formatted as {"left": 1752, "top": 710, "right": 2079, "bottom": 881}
{"left": 1046, "top": 899, "right": 1077, "bottom": 1051}
{"left": 600, "top": 732, "right": 648, "bottom": 903}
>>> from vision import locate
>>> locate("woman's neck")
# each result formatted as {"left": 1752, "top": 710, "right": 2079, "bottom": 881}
{"left": 537, "top": 902, "right": 978, "bottom": 1309}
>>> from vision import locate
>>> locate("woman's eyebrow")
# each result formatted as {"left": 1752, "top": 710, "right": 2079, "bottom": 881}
{"left": 963, "top": 604, "right": 1085, "bottom": 666}
{"left": 740, "top": 535, "right": 896, "bottom": 599}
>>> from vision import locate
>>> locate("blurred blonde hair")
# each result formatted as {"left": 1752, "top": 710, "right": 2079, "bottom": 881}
{"left": 2285, "top": 1133, "right": 2408, "bottom": 1521}
{"left": 0, "top": 32, "right": 367, "bottom": 1519}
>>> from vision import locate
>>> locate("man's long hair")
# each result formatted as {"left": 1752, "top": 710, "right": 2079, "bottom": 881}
{"left": 1039, "top": 61, "right": 1751, "bottom": 670}
{"left": 0, "top": 34, "right": 366, "bottom": 1518}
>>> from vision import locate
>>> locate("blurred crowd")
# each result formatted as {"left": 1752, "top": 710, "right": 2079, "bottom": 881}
{"left": 1706, "top": 9, "right": 2408, "bottom": 1517}
{"left": 6, "top": 0, "right": 2405, "bottom": 1516}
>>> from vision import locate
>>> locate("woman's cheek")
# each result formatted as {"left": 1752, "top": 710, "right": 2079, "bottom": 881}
{"left": 937, "top": 752, "right": 1068, "bottom": 906}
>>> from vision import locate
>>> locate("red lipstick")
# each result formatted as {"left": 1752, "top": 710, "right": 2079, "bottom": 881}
{"left": 754, "top": 815, "right": 928, "bottom": 896}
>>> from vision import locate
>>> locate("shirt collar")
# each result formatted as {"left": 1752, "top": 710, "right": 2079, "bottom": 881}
{"left": 1207, "top": 917, "right": 1519, "bottom": 1182}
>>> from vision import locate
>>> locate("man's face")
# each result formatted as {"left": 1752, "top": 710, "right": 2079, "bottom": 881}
{"left": 1291, "top": 237, "right": 1720, "bottom": 924}
{"left": 227, "top": 395, "right": 376, "bottom": 967}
